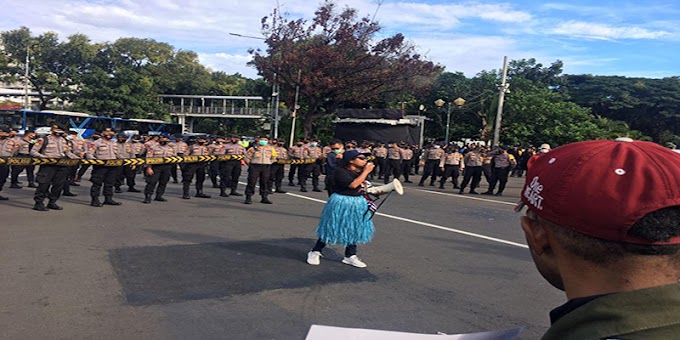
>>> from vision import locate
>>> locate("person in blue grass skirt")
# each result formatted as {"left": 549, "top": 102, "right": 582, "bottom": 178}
{"left": 306, "top": 149, "right": 376, "bottom": 268}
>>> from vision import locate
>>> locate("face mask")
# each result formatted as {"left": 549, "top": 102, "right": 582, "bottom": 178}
{"left": 434, "top": 145, "right": 440, "bottom": 149}
{"left": 311, "top": 142, "right": 318, "bottom": 147}
{"left": 159, "top": 141, "right": 168, "bottom": 145}
{"left": 66, "top": 136, "right": 73, "bottom": 140}
{"left": 297, "top": 143, "right": 303, "bottom": 146}
{"left": 333, "top": 149, "right": 342, "bottom": 154}
{"left": 540, "top": 149, "right": 549, "bottom": 153}
{"left": 258, "top": 140, "right": 268, "bottom": 146}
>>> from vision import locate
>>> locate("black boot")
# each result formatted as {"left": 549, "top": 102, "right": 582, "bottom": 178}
{"left": 275, "top": 187, "right": 287, "bottom": 194}
{"left": 195, "top": 190, "right": 211, "bottom": 198}
{"left": 33, "top": 202, "right": 48, "bottom": 211}
{"left": 230, "top": 190, "right": 243, "bottom": 197}
{"left": 143, "top": 194, "right": 152, "bottom": 204}
{"left": 9, "top": 183, "right": 21, "bottom": 189}
{"left": 47, "top": 201, "right": 63, "bottom": 210}
{"left": 128, "top": 186, "right": 141, "bottom": 193}
{"left": 114, "top": 187, "right": 123, "bottom": 193}
{"left": 154, "top": 195, "right": 167, "bottom": 202}
{"left": 0, "top": 195, "right": 7, "bottom": 200}
{"left": 220, "top": 188, "right": 230, "bottom": 197}
{"left": 438, "top": 183, "right": 445, "bottom": 189}
{"left": 28, "top": 182, "right": 38, "bottom": 188}
{"left": 418, "top": 181, "right": 424, "bottom": 187}
{"left": 182, "top": 184, "right": 191, "bottom": 199}
{"left": 62, "top": 191, "right": 78, "bottom": 197}
{"left": 91, "top": 197, "right": 103, "bottom": 207}
{"left": 103, "top": 197, "right": 122, "bottom": 205}
{"left": 244, "top": 196, "right": 252, "bottom": 204}
{"left": 261, "top": 196, "right": 272, "bottom": 204}
{"left": 300, "top": 186, "right": 308, "bottom": 192}
{"left": 312, "top": 187, "right": 322, "bottom": 192}
{"left": 481, "top": 191, "right": 494, "bottom": 195}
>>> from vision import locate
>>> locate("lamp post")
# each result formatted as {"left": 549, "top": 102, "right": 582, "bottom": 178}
{"left": 435, "top": 97, "right": 465, "bottom": 142}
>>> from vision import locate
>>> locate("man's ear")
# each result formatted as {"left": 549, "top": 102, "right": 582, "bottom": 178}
{"left": 521, "top": 216, "right": 551, "bottom": 255}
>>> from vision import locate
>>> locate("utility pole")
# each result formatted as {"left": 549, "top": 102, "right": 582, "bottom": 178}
{"left": 493, "top": 56, "right": 510, "bottom": 147}
{"left": 289, "top": 70, "right": 301, "bottom": 149}
{"left": 23, "top": 45, "right": 30, "bottom": 110}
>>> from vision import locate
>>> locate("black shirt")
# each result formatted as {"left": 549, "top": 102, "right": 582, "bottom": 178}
{"left": 549, "top": 294, "right": 610, "bottom": 324}
{"left": 333, "top": 167, "right": 362, "bottom": 196}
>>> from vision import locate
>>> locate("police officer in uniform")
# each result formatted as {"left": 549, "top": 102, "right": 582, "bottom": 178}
{"left": 209, "top": 136, "right": 224, "bottom": 188}
{"left": 143, "top": 135, "right": 176, "bottom": 203}
{"left": 87, "top": 127, "right": 123, "bottom": 207}
{"left": 31, "top": 124, "right": 79, "bottom": 211}
{"left": 220, "top": 134, "right": 245, "bottom": 197}
{"left": 62, "top": 130, "right": 84, "bottom": 197}
{"left": 115, "top": 133, "right": 141, "bottom": 192}
{"left": 269, "top": 138, "right": 288, "bottom": 194}
{"left": 0, "top": 126, "right": 18, "bottom": 200}
{"left": 169, "top": 134, "right": 187, "bottom": 183}
{"left": 288, "top": 139, "right": 304, "bottom": 186}
{"left": 372, "top": 142, "right": 387, "bottom": 179}
{"left": 301, "top": 139, "right": 323, "bottom": 192}
{"left": 383, "top": 141, "right": 403, "bottom": 184}
{"left": 439, "top": 147, "right": 464, "bottom": 189}
{"left": 400, "top": 143, "right": 414, "bottom": 183}
{"left": 244, "top": 136, "right": 277, "bottom": 204}
{"left": 482, "top": 147, "right": 516, "bottom": 196}
{"left": 459, "top": 144, "right": 484, "bottom": 194}
{"left": 75, "top": 133, "right": 100, "bottom": 182}
{"left": 181, "top": 136, "right": 211, "bottom": 199}
{"left": 418, "top": 143, "right": 445, "bottom": 186}
{"left": 9, "top": 130, "right": 37, "bottom": 189}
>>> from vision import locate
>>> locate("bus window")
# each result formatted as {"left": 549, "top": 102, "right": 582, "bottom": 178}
{"left": 34, "top": 112, "right": 50, "bottom": 127}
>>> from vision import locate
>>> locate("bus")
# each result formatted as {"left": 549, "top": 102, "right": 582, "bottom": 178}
{"left": 0, "top": 110, "right": 181, "bottom": 138}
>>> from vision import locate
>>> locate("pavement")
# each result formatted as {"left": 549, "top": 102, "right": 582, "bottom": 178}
{"left": 0, "top": 172, "right": 564, "bottom": 339}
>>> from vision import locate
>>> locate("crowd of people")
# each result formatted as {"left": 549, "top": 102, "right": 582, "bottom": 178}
{"left": 0, "top": 124, "right": 552, "bottom": 211}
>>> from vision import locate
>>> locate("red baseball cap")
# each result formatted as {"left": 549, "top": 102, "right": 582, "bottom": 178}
{"left": 516, "top": 138, "right": 680, "bottom": 245}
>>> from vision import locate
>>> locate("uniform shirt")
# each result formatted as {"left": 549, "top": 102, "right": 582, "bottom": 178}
{"left": 30, "top": 135, "right": 78, "bottom": 159}
{"left": 70, "top": 139, "right": 87, "bottom": 157}
{"left": 387, "top": 146, "right": 403, "bottom": 160}
{"left": 275, "top": 146, "right": 288, "bottom": 160}
{"left": 373, "top": 146, "right": 387, "bottom": 158}
{"left": 246, "top": 145, "right": 277, "bottom": 165}
{"left": 0, "top": 137, "right": 19, "bottom": 157}
{"left": 16, "top": 138, "right": 33, "bottom": 155}
{"left": 493, "top": 153, "right": 513, "bottom": 168}
{"left": 355, "top": 147, "right": 372, "bottom": 154}
{"left": 169, "top": 141, "right": 188, "bottom": 155}
{"left": 441, "top": 152, "right": 464, "bottom": 168}
{"left": 304, "top": 145, "right": 323, "bottom": 159}
{"left": 132, "top": 142, "right": 145, "bottom": 156}
{"left": 188, "top": 144, "right": 211, "bottom": 156}
{"left": 87, "top": 139, "right": 119, "bottom": 160}
{"left": 146, "top": 144, "right": 176, "bottom": 158}
{"left": 117, "top": 142, "right": 136, "bottom": 159}
{"left": 223, "top": 142, "right": 246, "bottom": 156}
{"left": 464, "top": 150, "right": 483, "bottom": 167}
{"left": 211, "top": 143, "right": 227, "bottom": 155}
{"left": 426, "top": 148, "right": 445, "bottom": 160}
{"left": 401, "top": 149, "right": 414, "bottom": 161}
{"left": 289, "top": 145, "right": 304, "bottom": 159}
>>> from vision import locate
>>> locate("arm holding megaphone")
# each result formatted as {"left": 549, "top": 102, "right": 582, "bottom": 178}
{"left": 367, "top": 179, "right": 404, "bottom": 196}
{"left": 348, "top": 162, "right": 375, "bottom": 189}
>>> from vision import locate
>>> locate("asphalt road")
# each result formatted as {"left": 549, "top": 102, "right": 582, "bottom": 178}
{"left": 0, "top": 170, "right": 564, "bottom": 339}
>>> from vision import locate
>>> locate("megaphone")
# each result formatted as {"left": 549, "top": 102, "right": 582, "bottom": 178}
{"left": 367, "top": 179, "right": 404, "bottom": 196}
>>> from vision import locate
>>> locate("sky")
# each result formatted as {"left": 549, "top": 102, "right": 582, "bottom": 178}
{"left": 2, "top": 0, "right": 679, "bottom": 79}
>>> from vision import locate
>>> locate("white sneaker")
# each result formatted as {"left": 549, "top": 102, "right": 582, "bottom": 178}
{"left": 342, "top": 255, "right": 367, "bottom": 268}
{"left": 307, "top": 251, "right": 322, "bottom": 265}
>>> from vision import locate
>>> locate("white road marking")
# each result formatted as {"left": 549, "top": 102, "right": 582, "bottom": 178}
{"left": 284, "top": 192, "right": 528, "bottom": 249}
{"left": 413, "top": 188, "right": 518, "bottom": 206}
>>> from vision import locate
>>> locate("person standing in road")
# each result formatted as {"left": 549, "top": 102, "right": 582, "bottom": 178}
{"left": 324, "top": 139, "right": 345, "bottom": 197}
{"left": 143, "top": 135, "right": 176, "bottom": 204}
{"left": 115, "top": 133, "right": 141, "bottom": 193}
{"left": 439, "top": 147, "right": 464, "bottom": 189}
{"left": 459, "top": 144, "right": 483, "bottom": 195}
{"left": 301, "top": 139, "right": 323, "bottom": 192}
{"left": 270, "top": 138, "right": 288, "bottom": 194}
{"left": 400, "top": 143, "right": 414, "bottom": 183}
{"left": 288, "top": 139, "right": 305, "bottom": 186}
{"left": 372, "top": 142, "right": 387, "bottom": 180}
{"left": 482, "top": 147, "right": 515, "bottom": 196}
{"left": 419, "top": 142, "right": 445, "bottom": 186}
{"left": 9, "top": 130, "right": 36, "bottom": 189}
{"left": 244, "top": 136, "right": 277, "bottom": 204}
{"left": 0, "top": 126, "right": 19, "bottom": 200}
{"left": 30, "top": 124, "right": 79, "bottom": 211}
{"left": 75, "top": 133, "right": 100, "bottom": 182}
{"left": 383, "top": 141, "right": 403, "bottom": 184}
{"left": 517, "top": 138, "right": 680, "bottom": 339}
{"left": 220, "top": 134, "right": 246, "bottom": 198}
{"left": 306, "top": 150, "right": 376, "bottom": 268}
{"left": 61, "top": 130, "right": 83, "bottom": 197}
{"left": 181, "top": 136, "right": 212, "bottom": 199}
{"left": 168, "top": 134, "right": 187, "bottom": 184}
{"left": 87, "top": 128, "right": 123, "bottom": 207}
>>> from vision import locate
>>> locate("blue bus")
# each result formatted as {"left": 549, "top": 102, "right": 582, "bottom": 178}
{"left": 0, "top": 110, "right": 182, "bottom": 137}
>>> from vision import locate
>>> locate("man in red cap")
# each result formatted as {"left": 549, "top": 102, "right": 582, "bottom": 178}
{"left": 516, "top": 138, "right": 680, "bottom": 339}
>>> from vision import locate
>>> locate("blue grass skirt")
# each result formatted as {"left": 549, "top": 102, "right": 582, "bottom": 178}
{"left": 315, "top": 193, "right": 375, "bottom": 246}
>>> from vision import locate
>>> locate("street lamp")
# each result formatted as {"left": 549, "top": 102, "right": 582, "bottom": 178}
{"left": 435, "top": 98, "right": 465, "bottom": 142}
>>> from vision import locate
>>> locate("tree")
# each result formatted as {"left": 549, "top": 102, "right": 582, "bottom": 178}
{"left": 249, "top": 1, "right": 443, "bottom": 138}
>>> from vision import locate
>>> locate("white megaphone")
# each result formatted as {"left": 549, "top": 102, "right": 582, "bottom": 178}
{"left": 367, "top": 179, "right": 404, "bottom": 196}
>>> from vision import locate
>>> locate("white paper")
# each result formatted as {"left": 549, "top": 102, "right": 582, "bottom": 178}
{"left": 305, "top": 325, "right": 523, "bottom": 340}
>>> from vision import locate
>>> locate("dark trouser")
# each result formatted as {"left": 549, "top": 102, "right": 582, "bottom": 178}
{"left": 384, "top": 159, "right": 402, "bottom": 184}
{"left": 487, "top": 167, "right": 510, "bottom": 193}
{"left": 440, "top": 165, "right": 461, "bottom": 188}
{"left": 170, "top": 164, "right": 178, "bottom": 182}
{"left": 414, "top": 158, "right": 420, "bottom": 174}
{"left": 324, "top": 175, "right": 335, "bottom": 197}
{"left": 482, "top": 164, "right": 492, "bottom": 184}
{"left": 11, "top": 155, "right": 35, "bottom": 184}
{"left": 301, "top": 162, "right": 321, "bottom": 190}
{"left": 90, "top": 165, "right": 122, "bottom": 199}
{"left": 77, "top": 164, "right": 90, "bottom": 179}
{"left": 63, "top": 165, "right": 78, "bottom": 194}
{"left": 145, "top": 164, "right": 172, "bottom": 197}
{"left": 34, "top": 165, "right": 68, "bottom": 204}
{"left": 460, "top": 166, "right": 482, "bottom": 192}
{"left": 220, "top": 160, "right": 242, "bottom": 192}
{"left": 419, "top": 159, "right": 439, "bottom": 184}
{"left": 515, "top": 167, "right": 526, "bottom": 178}
{"left": 270, "top": 163, "right": 285, "bottom": 190}
{"left": 0, "top": 164, "right": 9, "bottom": 192}
{"left": 375, "top": 157, "right": 386, "bottom": 178}
{"left": 288, "top": 163, "right": 301, "bottom": 183}
{"left": 116, "top": 165, "right": 137, "bottom": 189}
{"left": 401, "top": 160, "right": 412, "bottom": 181}
{"left": 209, "top": 161, "right": 220, "bottom": 186}
{"left": 182, "top": 163, "right": 207, "bottom": 193}
{"left": 246, "top": 164, "right": 271, "bottom": 197}
{"left": 312, "top": 239, "right": 357, "bottom": 257}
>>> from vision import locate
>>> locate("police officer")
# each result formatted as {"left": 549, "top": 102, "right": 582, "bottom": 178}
{"left": 269, "top": 138, "right": 288, "bottom": 194}
{"left": 9, "top": 130, "right": 37, "bottom": 189}
{"left": 143, "top": 135, "right": 176, "bottom": 203}
{"left": 115, "top": 133, "right": 141, "bottom": 193}
{"left": 301, "top": 139, "right": 323, "bottom": 192}
{"left": 482, "top": 147, "right": 516, "bottom": 196}
{"left": 169, "top": 134, "right": 187, "bottom": 183}
{"left": 418, "top": 142, "right": 445, "bottom": 186}
{"left": 383, "top": 141, "right": 403, "bottom": 184}
{"left": 220, "top": 134, "right": 245, "bottom": 197}
{"left": 75, "top": 133, "right": 100, "bottom": 182}
{"left": 372, "top": 142, "right": 387, "bottom": 179}
{"left": 439, "top": 146, "right": 464, "bottom": 189}
{"left": 459, "top": 144, "right": 484, "bottom": 194}
{"left": 31, "top": 124, "right": 78, "bottom": 211}
{"left": 208, "top": 136, "right": 225, "bottom": 188}
{"left": 62, "top": 130, "right": 84, "bottom": 197}
{"left": 288, "top": 139, "right": 305, "bottom": 186}
{"left": 87, "top": 127, "right": 122, "bottom": 207}
{"left": 0, "top": 126, "right": 19, "bottom": 200}
{"left": 400, "top": 143, "right": 414, "bottom": 183}
{"left": 244, "top": 136, "right": 277, "bottom": 204}
{"left": 181, "top": 136, "right": 211, "bottom": 199}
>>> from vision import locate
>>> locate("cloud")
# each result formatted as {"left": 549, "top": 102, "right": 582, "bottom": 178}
{"left": 198, "top": 53, "right": 258, "bottom": 78}
{"left": 549, "top": 21, "right": 672, "bottom": 40}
